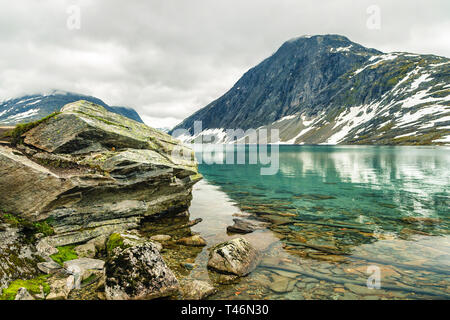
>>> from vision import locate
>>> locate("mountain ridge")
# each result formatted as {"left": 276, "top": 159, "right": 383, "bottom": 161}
{"left": 172, "top": 34, "right": 450, "bottom": 145}
{"left": 0, "top": 91, "right": 144, "bottom": 124}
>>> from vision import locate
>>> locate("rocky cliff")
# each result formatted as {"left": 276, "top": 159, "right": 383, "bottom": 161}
{"left": 0, "top": 100, "right": 201, "bottom": 248}
{"left": 172, "top": 34, "right": 449, "bottom": 145}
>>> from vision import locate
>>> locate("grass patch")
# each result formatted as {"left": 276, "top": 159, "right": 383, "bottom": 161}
{"left": 50, "top": 245, "right": 78, "bottom": 266}
{"left": 81, "top": 274, "right": 98, "bottom": 286}
{"left": 8, "top": 112, "right": 60, "bottom": 146}
{"left": 0, "top": 276, "right": 50, "bottom": 300}
{"left": 106, "top": 233, "right": 124, "bottom": 255}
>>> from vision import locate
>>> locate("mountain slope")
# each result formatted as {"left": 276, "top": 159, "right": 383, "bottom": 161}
{"left": 0, "top": 91, "right": 144, "bottom": 124}
{"left": 172, "top": 35, "right": 450, "bottom": 145}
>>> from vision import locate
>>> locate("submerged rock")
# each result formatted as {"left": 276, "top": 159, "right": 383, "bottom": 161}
{"left": 181, "top": 280, "right": 217, "bottom": 300}
{"left": 0, "top": 100, "right": 201, "bottom": 246}
{"left": 105, "top": 242, "right": 179, "bottom": 300}
{"left": 207, "top": 238, "right": 260, "bottom": 277}
{"left": 402, "top": 217, "right": 441, "bottom": 225}
{"left": 150, "top": 234, "right": 172, "bottom": 242}
{"left": 227, "top": 218, "right": 267, "bottom": 234}
{"left": 176, "top": 235, "right": 207, "bottom": 247}
{"left": 267, "top": 274, "right": 297, "bottom": 293}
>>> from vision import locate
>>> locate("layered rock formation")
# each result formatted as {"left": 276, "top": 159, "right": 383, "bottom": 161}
{"left": 0, "top": 100, "right": 201, "bottom": 248}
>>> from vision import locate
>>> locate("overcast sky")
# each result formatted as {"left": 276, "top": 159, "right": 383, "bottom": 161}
{"left": 0, "top": 0, "right": 449, "bottom": 128}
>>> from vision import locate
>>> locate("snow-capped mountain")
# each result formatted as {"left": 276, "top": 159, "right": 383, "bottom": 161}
{"left": 171, "top": 35, "right": 450, "bottom": 145}
{"left": 0, "top": 91, "right": 144, "bottom": 124}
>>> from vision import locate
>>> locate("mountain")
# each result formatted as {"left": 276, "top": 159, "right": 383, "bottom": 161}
{"left": 171, "top": 35, "right": 450, "bottom": 145}
{"left": 0, "top": 91, "right": 144, "bottom": 124}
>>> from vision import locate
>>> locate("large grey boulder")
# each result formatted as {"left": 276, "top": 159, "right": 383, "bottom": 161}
{"left": 0, "top": 100, "right": 201, "bottom": 246}
{"left": 207, "top": 238, "right": 260, "bottom": 277}
{"left": 105, "top": 242, "right": 179, "bottom": 300}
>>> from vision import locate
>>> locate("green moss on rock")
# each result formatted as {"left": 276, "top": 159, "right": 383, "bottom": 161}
{"left": 50, "top": 245, "right": 78, "bottom": 266}
{"left": 0, "top": 212, "right": 54, "bottom": 238}
{"left": 0, "top": 275, "right": 50, "bottom": 300}
{"left": 106, "top": 233, "right": 125, "bottom": 254}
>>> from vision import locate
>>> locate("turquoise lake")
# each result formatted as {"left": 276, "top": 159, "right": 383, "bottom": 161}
{"left": 184, "top": 145, "right": 450, "bottom": 299}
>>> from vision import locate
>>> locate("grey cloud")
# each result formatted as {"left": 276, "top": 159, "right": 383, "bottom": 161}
{"left": 0, "top": 0, "right": 448, "bottom": 128}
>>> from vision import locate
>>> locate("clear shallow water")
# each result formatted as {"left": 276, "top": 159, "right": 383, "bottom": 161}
{"left": 144, "top": 145, "right": 450, "bottom": 299}
{"left": 192, "top": 145, "right": 450, "bottom": 299}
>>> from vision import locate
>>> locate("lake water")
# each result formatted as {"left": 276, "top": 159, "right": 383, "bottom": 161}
{"left": 146, "top": 145, "right": 450, "bottom": 299}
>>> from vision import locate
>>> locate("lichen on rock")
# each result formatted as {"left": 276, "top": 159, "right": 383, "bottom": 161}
{"left": 104, "top": 242, "right": 179, "bottom": 300}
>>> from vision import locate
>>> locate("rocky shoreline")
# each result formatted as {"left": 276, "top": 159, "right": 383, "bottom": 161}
{"left": 0, "top": 101, "right": 262, "bottom": 300}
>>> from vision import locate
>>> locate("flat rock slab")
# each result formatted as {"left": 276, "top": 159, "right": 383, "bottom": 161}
{"left": 37, "top": 260, "right": 62, "bottom": 274}
{"left": 64, "top": 258, "right": 105, "bottom": 273}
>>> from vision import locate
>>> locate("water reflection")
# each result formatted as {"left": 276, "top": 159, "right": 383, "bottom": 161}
{"left": 198, "top": 145, "right": 449, "bottom": 225}
{"left": 190, "top": 145, "right": 449, "bottom": 299}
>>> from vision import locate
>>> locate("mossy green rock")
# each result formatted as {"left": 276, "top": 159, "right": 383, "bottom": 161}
{"left": 0, "top": 275, "right": 50, "bottom": 300}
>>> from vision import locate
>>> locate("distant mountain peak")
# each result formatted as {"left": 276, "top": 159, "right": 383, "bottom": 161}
{"left": 0, "top": 92, "right": 144, "bottom": 124}
{"left": 172, "top": 35, "right": 449, "bottom": 145}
